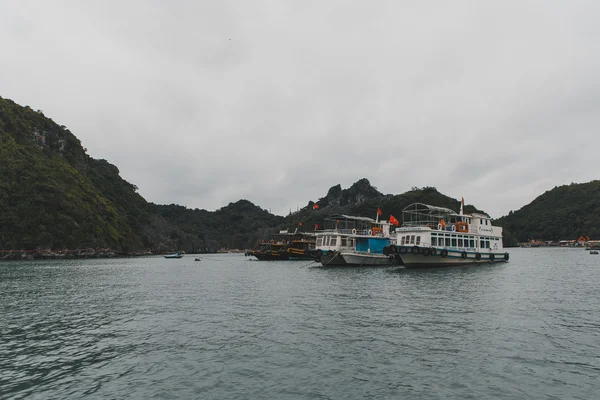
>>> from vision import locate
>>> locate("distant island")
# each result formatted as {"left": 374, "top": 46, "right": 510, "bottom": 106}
{"left": 1, "top": 95, "right": 598, "bottom": 259}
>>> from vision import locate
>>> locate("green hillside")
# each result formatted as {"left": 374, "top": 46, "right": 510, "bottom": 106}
{"left": 495, "top": 181, "right": 600, "bottom": 246}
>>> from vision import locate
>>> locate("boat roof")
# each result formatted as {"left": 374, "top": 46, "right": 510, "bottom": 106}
{"left": 324, "top": 214, "right": 377, "bottom": 223}
{"left": 402, "top": 203, "right": 456, "bottom": 214}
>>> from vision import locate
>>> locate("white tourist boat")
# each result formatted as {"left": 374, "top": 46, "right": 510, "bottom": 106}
{"left": 385, "top": 202, "right": 509, "bottom": 268}
{"left": 313, "top": 213, "right": 395, "bottom": 266}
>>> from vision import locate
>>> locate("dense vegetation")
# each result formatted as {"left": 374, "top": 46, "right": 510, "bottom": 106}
{"left": 496, "top": 181, "right": 600, "bottom": 246}
{"left": 0, "top": 96, "right": 285, "bottom": 253}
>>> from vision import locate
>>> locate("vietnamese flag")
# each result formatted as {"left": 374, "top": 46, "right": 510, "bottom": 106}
{"left": 377, "top": 207, "right": 382, "bottom": 216}
{"left": 315, "top": 223, "right": 319, "bottom": 230}
{"left": 389, "top": 214, "right": 399, "bottom": 226}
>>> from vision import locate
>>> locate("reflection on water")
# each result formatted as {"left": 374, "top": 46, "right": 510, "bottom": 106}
{"left": 1, "top": 249, "right": 599, "bottom": 399}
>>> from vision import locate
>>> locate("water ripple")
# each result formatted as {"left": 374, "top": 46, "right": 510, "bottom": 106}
{"left": 1, "top": 250, "right": 599, "bottom": 399}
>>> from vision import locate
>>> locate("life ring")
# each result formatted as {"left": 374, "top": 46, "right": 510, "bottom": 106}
{"left": 490, "top": 253, "right": 495, "bottom": 261}
{"left": 451, "top": 224, "right": 456, "bottom": 232}
{"left": 475, "top": 252, "right": 481, "bottom": 261}
{"left": 437, "top": 223, "right": 442, "bottom": 231}
{"left": 504, "top": 253, "right": 509, "bottom": 261}
{"left": 461, "top": 251, "right": 467, "bottom": 259}
{"left": 352, "top": 228, "right": 357, "bottom": 235}
{"left": 270, "top": 239, "right": 275, "bottom": 244}
{"left": 369, "top": 229, "right": 374, "bottom": 236}
{"left": 399, "top": 246, "right": 408, "bottom": 255}
{"left": 411, "top": 246, "right": 420, "bottom": 255}
{"left": 456, "top": 222, "right": 468, "bottom": 232}
{"left": 440, "top": 249, "right": 448, "bottom": 258}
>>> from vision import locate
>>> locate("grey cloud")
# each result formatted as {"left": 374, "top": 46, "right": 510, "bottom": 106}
{"left": 1, "top": 0, "right": 599, "bottom": 218}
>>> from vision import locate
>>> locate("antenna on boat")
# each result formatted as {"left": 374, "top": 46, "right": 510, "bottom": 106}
{"left": 460, "top": 197, "right": 464, "bottom": 215}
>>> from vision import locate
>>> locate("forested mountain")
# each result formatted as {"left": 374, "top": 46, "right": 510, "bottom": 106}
{"left": 0, "top": 96, "right": 281, "bottom": 253}
{"left": 3, "top": 95, "right": 593, "bottom": 255}
{"left": 496, "top": 181, "right": 600, "bottom": 246}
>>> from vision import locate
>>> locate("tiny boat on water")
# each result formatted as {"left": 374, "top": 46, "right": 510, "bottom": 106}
{"left": 194, "top": 257, "right": 201, "bottom": 261}
{"left": 384, "top": 201, "right": 509, "bottom": 268}
{"left": 590, "top": 251, "right": 599, "bottom": 255}
{"left": 164, "top": 253, "right": 183, "bottom": 259}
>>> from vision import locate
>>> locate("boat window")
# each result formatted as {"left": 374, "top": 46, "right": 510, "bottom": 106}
{"left": 325, "top": 236, "right": 330, "bottom": 246}
{"left": 416, "top": 236, "right": 421, "bottom": 245}
{"left": 432, "top": 237, "right": 438, "bottom": 246}
{"left": 469, "top": 239, "right": 475, "bottom": 248}
{"left": 341, "top": 238, "right": 347, "bottom": 247}
{"left": 458, "top": 239, "right": 463, "bottom": 247}
{"left": 451, "top": 237, "right": 457, "bottom": 247}
{"left": 316, "top": 237, "right": 323, "bottom": 246}
{"left": 330, "top": 237, "right": 337, "bottom": 246}
{"left": 410, "top": 235, "right": 415, "bottom": 244}
{"left": 401, "top": 236, "right": 405, "bottom": 245}
{"left": 445, "top": 237, "right": 451, "bottom": 247}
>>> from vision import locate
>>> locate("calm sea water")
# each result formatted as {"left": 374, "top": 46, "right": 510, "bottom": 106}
{"left": 1, "top": 248, "right": 599, "bottom": 399}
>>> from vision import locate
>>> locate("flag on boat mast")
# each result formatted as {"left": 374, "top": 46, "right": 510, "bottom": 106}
{"left": 376, "top": 207, "right": 382, "bottom": 222}
{"left": 460, "top": 197, "right": 464, "bottom": 215}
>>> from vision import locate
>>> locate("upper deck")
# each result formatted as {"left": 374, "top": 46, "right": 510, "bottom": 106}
{"left": 399, "top": 203, "right": 502, "bottom": 238}
{"left": 316, "top": 214, "right": 392, "bottom": 238}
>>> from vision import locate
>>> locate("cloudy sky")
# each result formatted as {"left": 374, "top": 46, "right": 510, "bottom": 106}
{"left": 2, "top": 1, "right": 599, "bottom": 218}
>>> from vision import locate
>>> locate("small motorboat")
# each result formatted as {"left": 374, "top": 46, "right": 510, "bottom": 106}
{"left": 164, "top": 253, "right": 183, "bottom": 259}
{"left": 590, "top": 251, "right": 598, "bottom": 255}
{"left": 194, "top": 257, "right": 201, "bottom": 261}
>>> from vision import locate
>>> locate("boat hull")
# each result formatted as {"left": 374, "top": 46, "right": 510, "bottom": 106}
{"left": 397, "top": 247, "right": 508, "bottom": 268}
{"left": 316, "top": 250, "right": 347, "bottom": 266}
{"left": 249, "top": 251, "right": 290, "bottom": 261}
{"left": 339, "top": 252, "right": 394, "bottom": 266}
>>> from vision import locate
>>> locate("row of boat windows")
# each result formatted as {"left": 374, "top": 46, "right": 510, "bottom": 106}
{"left": 400, "top": 234, "right": 500, "bottom": 249}
{"left": 316, "top": 236, "right": 355, "bottom": 247}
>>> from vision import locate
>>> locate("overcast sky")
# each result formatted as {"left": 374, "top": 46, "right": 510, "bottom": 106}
{"left": 2, "top": 1, "right": 599, "bottom": 218}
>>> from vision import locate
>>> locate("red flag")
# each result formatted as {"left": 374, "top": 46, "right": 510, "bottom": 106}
{"left": 315, "top": 223, "right": 319, "bottom": 230}
{"left": 377, "top": 207, "right": 382, "bottom": 216}
{"left": 313, "top": 204, "right": 319, "bottom": 210}
{"left": 299, "top": 222, "right": 302, "bottom": 226}
{"left": 389, "top": 214, "right": 399, "bottom": 227}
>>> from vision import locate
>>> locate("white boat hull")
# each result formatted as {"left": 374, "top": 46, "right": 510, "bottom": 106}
{"left": 398, "top": 248, "right": 508, "bottom": 268}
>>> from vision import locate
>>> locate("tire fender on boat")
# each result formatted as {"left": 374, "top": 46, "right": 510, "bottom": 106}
{"left": 430, "top": 248, "right": 436, "bottom": 256}
{"left": 490, "top": 253, "right": 495, "bottom": 261}
{"left": 475, "top": 252, "right": 481, "bottom": 261}
{"left": 461, "top": 251, "right": 467, "bottom": 259}
{"left": 399, "top": 246, "right": 408, "bottom": 255}
{"left": 423, "top": 248, "right": 430, "bottom": 256}
{"left": 504, "top": 252, "right": 509, "bottom": 261}
{"left": 440, "top": 249, "right": 448, "bottom": 258}
{"left": 411, "top": 246, "right": 420, "bottom": 255}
